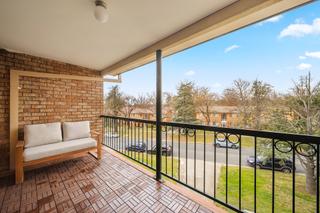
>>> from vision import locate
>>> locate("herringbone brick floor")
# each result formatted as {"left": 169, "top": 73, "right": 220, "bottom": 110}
{"left": 0, "top": 151, "right": 214, "bottom": 213}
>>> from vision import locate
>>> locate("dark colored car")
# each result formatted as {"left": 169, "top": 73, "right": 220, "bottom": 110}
{"left": 147, "top": 145, "right": 172, "bottom": 156}
{"left": 125, "top": 142, "right": 146, "bottom": 152}
{"left": 247, "top": 156, "right": 293, "bottom": 173}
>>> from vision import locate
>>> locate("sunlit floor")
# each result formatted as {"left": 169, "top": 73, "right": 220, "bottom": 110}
{"left": 0, "top": 150, "right": 214, "bottom": 213}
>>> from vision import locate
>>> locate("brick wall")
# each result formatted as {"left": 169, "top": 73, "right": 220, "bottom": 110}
{"left": 0, "top": 49, "right": 103, "bottom": 174}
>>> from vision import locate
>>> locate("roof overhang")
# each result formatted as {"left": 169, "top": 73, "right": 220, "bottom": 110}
{"left": 102, "top": 0, "right": 312, "bottom": 76}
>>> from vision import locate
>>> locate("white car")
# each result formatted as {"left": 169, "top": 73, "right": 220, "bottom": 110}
{"left": 213, "top": 140, "right": 239, "bottom": 149}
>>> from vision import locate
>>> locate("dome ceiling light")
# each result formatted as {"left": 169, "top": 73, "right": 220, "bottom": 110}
{"left": 94, "top": 0, "right": 109, "bottom": 23}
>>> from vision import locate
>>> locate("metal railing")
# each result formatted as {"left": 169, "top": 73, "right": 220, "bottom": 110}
{"left": 101, "top": 115, "right": 320, "bottom": 213}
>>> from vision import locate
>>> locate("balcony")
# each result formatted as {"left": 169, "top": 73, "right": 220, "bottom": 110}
{"left": 0, "top": 149, "right": 219, "bottom": 212}
{"left": 102, "top": 115, "right": 320, "bottom": 213}
{"left": 0, "top": 1, "right": 318, "bottom": 213}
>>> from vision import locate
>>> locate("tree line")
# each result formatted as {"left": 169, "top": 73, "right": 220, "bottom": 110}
{"left": 106, "top": 73, "right": 320, "bottom": 194}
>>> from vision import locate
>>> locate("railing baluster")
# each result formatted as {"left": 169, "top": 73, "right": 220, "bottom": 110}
{"left": 254, "top": 136, "right": 257, "bottom": 213}
{"left": 127, "top": 120, "right": 129, "bottom": 155}
{"left": 239, "top": 135, "right": 242, "bottom": 210}
{"left": 203, "top": 130, "right": 206, "bottom": 193}
{"left": 317, "top": 143, "right": 319, "bottom": 213}
{"left": 142, "top": 123, "right": 145, "bottom": 164}
{"left": 292, "top": 141, "right": 295, "bottom": 213}
{"left": 106, "top": 117, "right": 108, "bottom": 145}
{"left": 120, "top": 120, "right": 123, "bottom": 152}
{"left": 146, "top": 124, "right": 149, "bottom": 166}
{"left": 186, "top": 129, "right": 188, "bottom": 185}
{"left": 194, "top": 130, "right": 197, "bottom": 189}
{"left": 108, "top": 118, "right": 113, "bottom": 148}
{"left": 138, "top": 122, "right": 140, "bottom": 162}
{"left": 151, "top": 125, "right": 154, "bottom": 168}
{"left": 171, "top": 127, "right": 174, "bottom": 178}
{"left": 130, "top": 121, "right": 133, "bottom": 158}
{"left": 214, "top": 132, "right": 217, "bottom": 198}
{"left": 178, "top": 127, "right": 181, "bottom": 181}
{"left": 108, "top": 118, "right": 110, "bottom": 147}
{"left": 226, "top": 134, "right": 228, "bottom": 204}
{"left": 134, "top": 122, "right": 137, "bottom": 160}
{"left": 272, "top": 138, "right": 275, "bottom": 213}
{"left": 111, "top": 118, "right": 113, "bottom": 147}
{"left": 166, "top": 126, "right": 168, "bottom": 174}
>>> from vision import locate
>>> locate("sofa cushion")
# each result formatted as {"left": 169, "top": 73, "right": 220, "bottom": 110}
{"left": 63, "top": 121, "right": 91, "bottom": 141}
{"left": 24, "top": 138, "right": 97, "bottom": 162}
{"left": 24, "top": 122, "right": 62, "bottom": 148}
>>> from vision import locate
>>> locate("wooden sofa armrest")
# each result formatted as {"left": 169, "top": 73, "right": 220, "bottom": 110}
{"left": 91, "top": 130, "right": 102, "bottom": 159}
{"left": 16, "top": 140, "right": 24, "bottom": 184}
{"left": 16, "top": 140, "right": 25, "bottom": 149}
{"left": 91, "top": 130, "right": 100, "bottom": 137}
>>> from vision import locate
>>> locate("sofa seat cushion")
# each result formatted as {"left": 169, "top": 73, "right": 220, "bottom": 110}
{"left": 24, "top": 122, "right": 62, "bottom": 148}
{"left": 24, "top": 138, "right": 97, "bottom": 162}
{"left": 63, "top": 121, "right": 91, "bottom": 141}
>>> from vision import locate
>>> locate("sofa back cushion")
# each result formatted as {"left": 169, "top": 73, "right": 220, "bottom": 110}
{"left": 63, "top": 121, "right": 91, "bottom": 141}
{"left": 24, "top": 122, "right": 62, "bottom": 148}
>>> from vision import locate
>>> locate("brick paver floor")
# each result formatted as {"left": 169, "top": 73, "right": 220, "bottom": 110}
{"left": 0, "top": 150, "right": 214, "bottom": 213}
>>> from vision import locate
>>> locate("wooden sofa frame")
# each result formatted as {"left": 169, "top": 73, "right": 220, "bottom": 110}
{"left": 15, "top": 130, "right": 102, "bottom": 184}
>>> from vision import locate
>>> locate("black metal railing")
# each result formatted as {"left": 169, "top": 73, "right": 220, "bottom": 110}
{"left": 101, "top": 115, "right": 320, "bottom": 213}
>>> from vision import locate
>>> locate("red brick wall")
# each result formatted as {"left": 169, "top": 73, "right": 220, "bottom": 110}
{"left": 0, "top": 49, "right": 103, "bottom": 174}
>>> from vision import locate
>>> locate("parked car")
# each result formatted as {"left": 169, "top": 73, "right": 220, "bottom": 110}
{"left": 147, "top": 145, "right": 172, "bottom": 156}
{"left": 213, "top": 140, "right": 239, "bottom": 149}
{"left": 125, "top": 142, "right": 146, "bottom": 152}
{"left": 247, "top": 156, "right": 294, "bottom": 173}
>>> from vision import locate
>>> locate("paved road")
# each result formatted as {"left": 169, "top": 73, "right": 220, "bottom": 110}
{"left": 105, "top": 136, "right": 304, "bottom": 173}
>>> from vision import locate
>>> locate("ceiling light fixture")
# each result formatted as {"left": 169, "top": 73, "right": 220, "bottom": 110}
{"left": 94, "top": 0, "right": 108, "bottom": 23}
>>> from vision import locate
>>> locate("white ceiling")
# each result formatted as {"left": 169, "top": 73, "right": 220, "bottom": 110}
{"left": 0, "top": 0, "right": 237, "bottom": 70}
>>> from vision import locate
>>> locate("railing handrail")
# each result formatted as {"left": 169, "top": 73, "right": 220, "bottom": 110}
{"left": 101, "top": 115, "right": 320, "bottom": 143}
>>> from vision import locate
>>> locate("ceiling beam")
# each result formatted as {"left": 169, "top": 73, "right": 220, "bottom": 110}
{"left": 101, "top": 0, "right": 312, "bottom": 76}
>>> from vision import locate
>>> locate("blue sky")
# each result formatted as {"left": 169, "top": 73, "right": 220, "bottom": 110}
{"left": 104, "top": 1, "right": 320, "bottom": 96}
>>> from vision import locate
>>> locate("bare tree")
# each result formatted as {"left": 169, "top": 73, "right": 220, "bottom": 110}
{"left": 163, "top": 92, "right": 174, "bottom": 121}
{"left": 288, "top": 73, "right": 320, "bottom": 194}
{"left": 194, "top": 87, "right": 217, "bottom": 125}
{"left": 225, "top": 79, "right": 252, "bottom": 128}
{"left": 221, "top": 89, "right": 238, "bottom": 106}
{"left": 121, "top": 95, "right": 136, "bottom": 117}
{"left": 268, "top": 73, "right": 320, "bottom": 194}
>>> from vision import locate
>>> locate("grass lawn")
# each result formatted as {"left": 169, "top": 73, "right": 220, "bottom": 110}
{"left": 217, "top": 166, "right": 316, "bottom": 213}
{"left": 109, "top": 127, "right": 254, "bottom": 147}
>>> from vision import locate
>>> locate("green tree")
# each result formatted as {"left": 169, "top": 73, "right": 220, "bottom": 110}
{"left": 251, "top": 80, "right": 272, "bottom": 130}
{"left": 173, "top": 81, "right": 197, "bottom": 124}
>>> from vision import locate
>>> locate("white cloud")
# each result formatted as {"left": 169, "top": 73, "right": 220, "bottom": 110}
{"left": 259, "top": 15, "right": 283, "bottom": 25}
{"left": 185, "top": 70, "right": 195, "bottom": 76}
{"left": 212, "top": 83, "right": 222, "bottom": 88}
{"left": 299, "top": 56, "right": 307, "bottom": 60}
{"left": 297, "top": 63, "right": 312, "bottom": 71}
{"left": 224, "top": 45, "right": 240, "bottom": 53}
{"left": 305, "top": 51, "right": 320, "bottom": 59}
{"left": 279, "top": 18, "right": 320, "bottom": 38}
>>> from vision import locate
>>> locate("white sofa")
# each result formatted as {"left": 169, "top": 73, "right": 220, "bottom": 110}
{"left": 16, "top": 121, "right": 101, "bottom": 184}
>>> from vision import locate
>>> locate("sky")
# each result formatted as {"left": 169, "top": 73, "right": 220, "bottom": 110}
{"left": 104, "top": 1, "right": 320, "bottom": 96}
